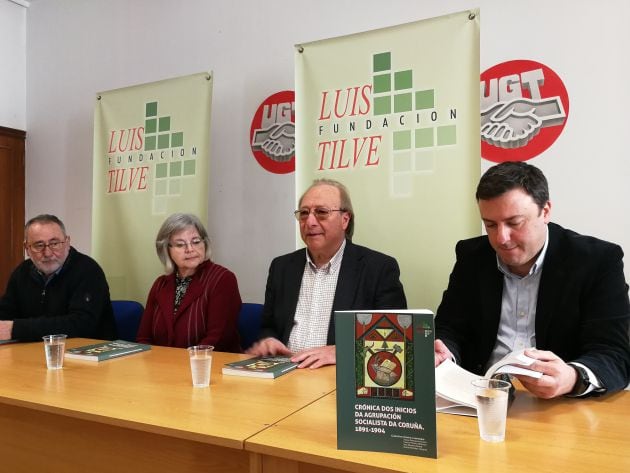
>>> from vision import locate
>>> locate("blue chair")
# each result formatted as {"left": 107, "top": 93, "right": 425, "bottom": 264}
{"left": 111, "top": 300, "right": 144, "bottom": 342}
{"left": 238, "top": 303, "right": 263, "bottom": 350}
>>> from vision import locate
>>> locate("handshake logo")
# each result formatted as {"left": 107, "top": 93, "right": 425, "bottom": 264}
{"left": 481, "top": 96, "right": 566, "bottom": 149}
{"left": 251, "top": 122, "right": 295, "bottom": 162}
{"left": 249, "top": 91, "right": 295, "bottom": 174}
{"left": 480, "top": 60, "right": 569, "bottom": 162}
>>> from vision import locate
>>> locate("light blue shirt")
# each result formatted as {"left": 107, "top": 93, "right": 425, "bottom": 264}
{"left": 488, "top": 226, "right": 602, "bottom": 395}
{"left": 487, "top": 227, "right": 548, "bottom": 369}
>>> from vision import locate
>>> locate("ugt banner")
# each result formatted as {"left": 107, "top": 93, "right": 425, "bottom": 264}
{"left": 92, "top": 72, "right": 212, "bottom": 303}
{"left": 295, "top": 10, "right": 480, "bottom": 311}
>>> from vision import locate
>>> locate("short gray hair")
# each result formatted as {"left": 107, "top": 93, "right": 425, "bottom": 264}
{"left": 155, "top": 213, "right": 212, "bottom": 274}
{"left": 25, "top": 214, "right": 67, "bottom": 240}
{"left": 298, "top": 178, "right": 354, "bottom": 239}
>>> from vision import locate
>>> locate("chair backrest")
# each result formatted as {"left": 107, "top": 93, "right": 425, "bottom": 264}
{"left": 111, "top": 300, "right": 144, "bottom": 342}
{"left": 238, "top": 303, "right": 263, "bottom": 350}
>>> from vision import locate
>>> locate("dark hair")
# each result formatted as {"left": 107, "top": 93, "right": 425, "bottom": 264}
{"left": 476, "top": 161, "right": 549, "bottom": 210}
{"left": 298, "top": 178, "right": 354, "bottom": 239}
{"left": 24, "top": 214, "right": 67, "bottom": 238}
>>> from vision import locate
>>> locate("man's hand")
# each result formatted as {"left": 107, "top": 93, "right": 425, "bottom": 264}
{"left": 434, "top": 339, "right": 453, "bottom": 367}
{"left": 246, "top": 337, "right": 292, "bottom": 357}
{"left": 0, "top": 321, "right": 13, "bottom": 340}
{"left": 291, "top": 345, "right": 336, "bottom": 369}
{"left": 513, "top": 348, "right": 578, "bottom": 399}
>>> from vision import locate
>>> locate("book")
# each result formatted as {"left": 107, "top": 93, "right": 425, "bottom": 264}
{"left": 435, "top": 348, "right": 542, "bottom": 416}
{"left": 335, "top": 309, "right": 437, "bottom": 459}
{"left": 64, "top": 340, "right": 151, "bottom": 361}
{"left": 221, "top": 355, "right": 298, "bottom": 379}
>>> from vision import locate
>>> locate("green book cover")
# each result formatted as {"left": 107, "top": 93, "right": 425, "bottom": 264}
{"left": 222, "top": 356, "right": 298, "bottom": 379}
{"left": 335, "top": 310, "right": 437, "bottom": 458}
{"left": 64, "top": 340, "right": 151, "bottom": 361}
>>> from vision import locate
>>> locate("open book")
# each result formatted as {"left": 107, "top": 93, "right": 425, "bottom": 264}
{"left": 435, "top": 348, "right": 542, "bottom": 416}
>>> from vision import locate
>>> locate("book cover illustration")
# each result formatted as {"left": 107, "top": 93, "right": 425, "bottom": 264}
{"left": 336, "top": 310, "right": 437, "bottom": 459}
{"left": 355, "top": 312, "right": 425, "bottom": 400}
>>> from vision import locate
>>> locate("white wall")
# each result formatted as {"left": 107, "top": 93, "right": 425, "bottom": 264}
{"left": 0, "top": 0, "right": 26, "bottom": 130}
{"left": 23, "top": 0, "right": 630, "bottom": 304}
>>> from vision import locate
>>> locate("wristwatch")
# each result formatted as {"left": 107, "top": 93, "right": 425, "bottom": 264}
{"left": 569, "top": 364, "right": 590, "bottom": 396}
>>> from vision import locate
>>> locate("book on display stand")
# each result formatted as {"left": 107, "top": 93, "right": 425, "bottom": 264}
{"left": 335, "top": 309, "right": 437, "bottom": 459}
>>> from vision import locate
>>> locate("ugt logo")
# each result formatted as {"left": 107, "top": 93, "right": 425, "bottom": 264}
{"left": 249, "top": 90, "right": 295, "bottom": 174}
{"left": 480, "top": 59, "right": 569, "bottom": 163}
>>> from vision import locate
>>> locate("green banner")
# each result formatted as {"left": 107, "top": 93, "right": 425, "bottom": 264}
{"left": 295, "top": 11, "right": 480, "bottom": 311}
{"left": 92, "top": 72, "right": 213, "bottom": 303}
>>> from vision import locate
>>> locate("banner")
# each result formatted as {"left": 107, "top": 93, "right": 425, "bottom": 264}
{"left": 92, "top": 72, "right": 212, "bottom": 304}
{"left": 295, "top": 10, "right": 481, "bottom": 311}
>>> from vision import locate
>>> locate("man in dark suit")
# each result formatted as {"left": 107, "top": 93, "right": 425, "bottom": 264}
{"left": 435, "top": 162, "right": 630, "bottom": 398}
{"left": 248, "top": 179, "right": 407, "bottom": 369}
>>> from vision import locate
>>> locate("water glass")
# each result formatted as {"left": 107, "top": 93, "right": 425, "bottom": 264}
{"left": 43, "top": 334, "right": 67, "bottom": 370}
{"left": 188, "top": 345, "right": 214, "bottom": 387}
{"left": 472, "top": 378, "right": 511, "bottom": 442}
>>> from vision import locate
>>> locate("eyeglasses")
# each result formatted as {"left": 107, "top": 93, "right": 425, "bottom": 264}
{"left": 168, "top": 238, "right": 204, "bottom": 250}
{"left": 28, "top": 238, "right": 67, "bottom": 253}
{"left": 294, "top": 207, "right": 347, "bottom": 222}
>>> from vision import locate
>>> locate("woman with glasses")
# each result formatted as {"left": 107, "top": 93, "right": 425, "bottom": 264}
{"left": 137, "top": 213, "right": 242, "bottom": 351}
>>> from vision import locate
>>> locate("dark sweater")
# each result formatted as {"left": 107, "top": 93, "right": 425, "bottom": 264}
{"left": 0, "top": 247, "right": 116, "bottom": 341}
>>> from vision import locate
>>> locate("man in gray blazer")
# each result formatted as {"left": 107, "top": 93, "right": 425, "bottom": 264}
{"left": 248, "top": 179, "right": 407, "bottom": 369}
{"left": 435, "top": 161, "right": 630, "bottom": 398}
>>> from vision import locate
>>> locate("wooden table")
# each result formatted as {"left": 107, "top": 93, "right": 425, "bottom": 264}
{"left": 0, "top": 339, "right": 336, "bottom": 473}
{"left": 2, "top": 340, "right": 629, "bottom": 473}
{"left": 246, "top": 386, "right": 630, "bottom": 473}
